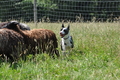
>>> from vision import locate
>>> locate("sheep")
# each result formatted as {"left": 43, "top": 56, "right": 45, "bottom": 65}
{"left": 19, "top": 23, "right": 30, "bottom": 30}
{"left": 0, "top": 22, "right": 8, "bottom": 27}
{"left": 0, "top": 21, "right": 30, "bottom": 30}
{"left": 0, "top": 28, "right": 24, "bottom": 62}
{"left": 2, "top": 21, "right": 60, "bottom": 58}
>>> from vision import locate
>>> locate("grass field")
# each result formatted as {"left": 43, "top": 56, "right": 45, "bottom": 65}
{"left": 0, "top": 22, "right": 120, "bottom": 80}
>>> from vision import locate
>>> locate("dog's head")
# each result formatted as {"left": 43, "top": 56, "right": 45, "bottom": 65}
{"left": 60, "top": 24, "right": 70, "bottom": 38}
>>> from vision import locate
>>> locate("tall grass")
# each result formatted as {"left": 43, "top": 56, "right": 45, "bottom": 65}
{"left": 0, "top": 22, "right": 120, "bottom": 80}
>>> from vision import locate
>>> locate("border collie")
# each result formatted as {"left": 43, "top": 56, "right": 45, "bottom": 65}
{"left": 60, "top": 24, "right": 74, "bottom": 54}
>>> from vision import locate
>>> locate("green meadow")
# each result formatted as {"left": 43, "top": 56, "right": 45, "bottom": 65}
{"left": 0, "top": 22, "right": 120, "bottom": 80}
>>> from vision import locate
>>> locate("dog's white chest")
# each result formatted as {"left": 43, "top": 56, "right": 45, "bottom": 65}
{"left": 61, "top": 38, "right": 72, "bottom": 50}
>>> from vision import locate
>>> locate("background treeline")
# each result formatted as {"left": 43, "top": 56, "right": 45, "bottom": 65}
{"left": 0, "top": 0, "right": 120, "bottom": 22}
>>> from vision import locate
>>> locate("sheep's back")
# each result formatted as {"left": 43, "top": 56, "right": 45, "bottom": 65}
{"left": 31, "top": 29, "right": 58, "bottom": 48}
{"left": 0, "top": 29, "right": 24, "bottom": 53}
{"left": 0, "top": 22, "right": 8, "bottom": 28}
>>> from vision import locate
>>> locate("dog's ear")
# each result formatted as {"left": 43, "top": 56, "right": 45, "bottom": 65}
{"left": 62, "top": 24, "right": 64, "bottom": 28}
{"left": 67, "top": 24, "right": 70, "bottom": 30}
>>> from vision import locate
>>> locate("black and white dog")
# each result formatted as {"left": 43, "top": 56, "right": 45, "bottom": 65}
{"left": 60, "top": 24, "right": 74, "bottom": 54}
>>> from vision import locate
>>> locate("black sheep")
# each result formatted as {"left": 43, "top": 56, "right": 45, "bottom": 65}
{"left": 0, "top": 28, "right": 24, "bottom": 62}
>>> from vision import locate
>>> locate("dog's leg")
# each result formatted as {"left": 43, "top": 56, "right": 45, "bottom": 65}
{"left": 62, "top": 49, "right": 70, "bottom": 57}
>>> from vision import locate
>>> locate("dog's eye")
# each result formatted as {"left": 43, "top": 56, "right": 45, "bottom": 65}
{"left": 64, "top": 30, "right": 66, "bottom": 32}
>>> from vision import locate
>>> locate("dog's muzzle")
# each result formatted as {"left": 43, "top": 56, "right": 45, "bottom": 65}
{"left": 60, "top": 32, "right": 65, "bottom": 38}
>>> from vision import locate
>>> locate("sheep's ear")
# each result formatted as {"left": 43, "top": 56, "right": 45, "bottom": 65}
{"left": 67, "top": 24, "right": 70, "bottom": 30}
{"left": 62, "top": 24, "right": 64, "bottom": 28}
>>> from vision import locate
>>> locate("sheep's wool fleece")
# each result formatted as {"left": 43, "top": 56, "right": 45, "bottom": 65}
{"left": 0, "top": 29, "right": 24, "bottom": 52}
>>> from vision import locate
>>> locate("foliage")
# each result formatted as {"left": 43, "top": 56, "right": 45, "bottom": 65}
{"left": 0, "top": 0, "right": 119, "bottom": 22}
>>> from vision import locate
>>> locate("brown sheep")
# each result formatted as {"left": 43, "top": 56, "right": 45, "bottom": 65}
{"left": 2, "top": 21, "right": 60, "bottom": 58}
{"left": 0, "top": 28, "right": 24, "bottom": 62}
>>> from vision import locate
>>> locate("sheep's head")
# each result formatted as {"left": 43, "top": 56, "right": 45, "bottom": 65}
{"left": 1, "top": 21, "right": 30, "bottom": 31}
{"left": 19, "top": 23, "right": 30, "bottom": 30}
{"left": 1, "top": 21, "right": 19, "bottom": 30}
